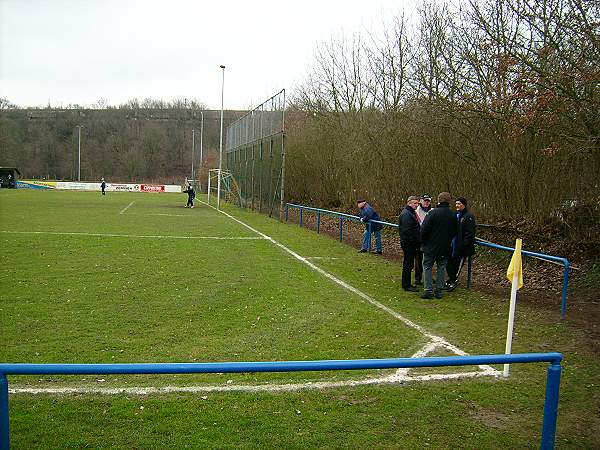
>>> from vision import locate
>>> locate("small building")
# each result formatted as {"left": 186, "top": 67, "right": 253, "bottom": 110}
{"left": 0, "top": 167, "right": 21, "bottom": 188}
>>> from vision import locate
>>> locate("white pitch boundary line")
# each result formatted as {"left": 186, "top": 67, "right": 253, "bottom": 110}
{"left": 306, "top": 257, "right": 340, "bottom": 260}
{"left": 8, "top": 203, "right": 500, "bottom": 396}
{"left": 119, "top": 201, "right": 135, "bottom": 215}
{"left": 0, "top": 231, "right": 266, "bottom": 240}
{"left": 201, "top": 202, "right": 499, "bottom": 377}
{"left": 9, "top": 371, "right": 494, "bottom": 396}
{"left": 9, "top": 341, "right": 497, "bottom": 396}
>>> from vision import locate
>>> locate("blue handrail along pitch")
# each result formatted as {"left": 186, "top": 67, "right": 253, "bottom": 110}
{"left": 284, "top": 203, "right": 571, "bottom": 318}
{"left": 0, "top": 352, "right": 562, "bottom": 450}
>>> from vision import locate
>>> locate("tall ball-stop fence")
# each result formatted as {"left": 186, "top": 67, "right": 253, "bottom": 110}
{"left": 225, "top": 89, "right": 285, "bottom": 218}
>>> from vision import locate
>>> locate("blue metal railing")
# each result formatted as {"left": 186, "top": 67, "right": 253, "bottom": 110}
{"left": 0, "top": 352, "right": 562, "bottom": 450}
{"left": 285, "top": 203, "right": 571, "bottom": 318}
{"left": 475, "top": 240, "right": 571, "bottom": 319}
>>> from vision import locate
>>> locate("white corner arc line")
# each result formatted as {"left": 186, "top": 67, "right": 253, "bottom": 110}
{"left": 200, "top": 201, "right": 500, "bottom": 376}
{"left": 119, "top": 201, "right": 135, "bottom": 215}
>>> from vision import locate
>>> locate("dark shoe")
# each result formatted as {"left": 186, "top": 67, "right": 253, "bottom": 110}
{"left": 434, "top": 290, "right": 444, "bottom": 299}
{"left": 421, "top": 291, "right": 434, "bottom": 299}
{"left": 403, "top": 286, "right": 418, "bottom": 292}
{"left": 415, "top": 280, "right": 423, "bottom": 286}
{"left": 372, "top": 250, "right": 383, "bottom": 254}
{"left": 446, "top": 281, "right": 458, "bottom": 292}
{"left": 358, "top": 249, "right": 368, "bottom": 253}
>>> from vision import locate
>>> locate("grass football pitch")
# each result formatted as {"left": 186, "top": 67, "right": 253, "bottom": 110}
{"left": 0, "top": 189, "right": 598, "bottom": 449}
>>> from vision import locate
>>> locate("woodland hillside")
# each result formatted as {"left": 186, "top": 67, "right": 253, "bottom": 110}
{"left": 286, "top": 0, "right": 599, "bottom": 251}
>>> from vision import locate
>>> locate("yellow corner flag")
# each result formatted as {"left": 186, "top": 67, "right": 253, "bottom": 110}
{"left": 506, "top": 238, "right": 524, "bottom": 289}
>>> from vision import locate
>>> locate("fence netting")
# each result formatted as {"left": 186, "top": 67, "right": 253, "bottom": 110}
{"left": 226, "top": 90, "right": 285, "bottom": 218}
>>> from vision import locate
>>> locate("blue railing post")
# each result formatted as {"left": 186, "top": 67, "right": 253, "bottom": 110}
{"left": 285, "top": 204, "right": 288, "bottom": 222}
{"left": 561, "top": 260, "right": 569, "bottom": 320}
{"left": 367, "top": 222, "right": 372, "bottom": 251}
{"left": 317, "top": 212, "right": 321, "bottom": 234}
{"left": 339, "top": 217, "right": 343, "bottom": 241}
{"left": 0, "top": 374, "right": 9, "bottom": 450}
{"left": 540, "top": 361, "right": 562, "bottom": 450}
{"left": 300, "top": 208, "right": 303, "bottom": 227}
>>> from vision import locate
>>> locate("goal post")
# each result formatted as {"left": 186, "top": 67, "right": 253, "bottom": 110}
{"left": 207, "top": 168, "right": 242, "bottom": 208}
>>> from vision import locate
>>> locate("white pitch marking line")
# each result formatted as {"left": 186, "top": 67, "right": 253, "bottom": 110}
{"left": 8, "top": 205, "right": 500, "bottom": 396}
{"left": 201, "top": 201, "right": 500, "bottom": 377}
{"left": 147, "top": 213, "right": 190, "bottom": 217}
{"left": 119, "top": 201, "right": 135, "bottom": 215}
{"left": 305, "top": 257, "right": 340, "bottom": 260}
{"left": 0, "top": 231, "right": 266, "bottom": 240}
{"left": 9, "top": 369, "right": 497, "bottom": 396}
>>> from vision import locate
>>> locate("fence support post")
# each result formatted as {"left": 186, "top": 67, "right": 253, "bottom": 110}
{"left": 285, "top": 204, "right": 288, "bottom": 222}
{"left": 317, "top": 212, "right": 321, "bottom": 234}
{"left": 561, "top": 260, "right": 569, "bottom": 320}
{"left": 300, "top": 208, "right": 303, "bottom": 227}
{"left": 540, "top": 361, "right": 562, "bottom": 450}
{"left": 367, "top": 222, "right": 372, "bottom": 251}
{"left": 339, "top": 218, "right": 343, "bottom": 241}
{"left": 0, "top": 374, "right": 9, "bottom": 450}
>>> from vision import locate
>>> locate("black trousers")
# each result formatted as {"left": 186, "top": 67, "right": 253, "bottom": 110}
{"left": 446, "top": 255, "right": 465, "bottom": 282}
{"left": 414, "top": 249, "right": 423, "bottom": 283}
{"left": 401, "top": 242, "right": 418, "bottom": 289}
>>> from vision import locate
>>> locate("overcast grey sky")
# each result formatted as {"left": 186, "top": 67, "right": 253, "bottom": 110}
{"left": 1, "top": 0, "right": 415, "bottom": 110}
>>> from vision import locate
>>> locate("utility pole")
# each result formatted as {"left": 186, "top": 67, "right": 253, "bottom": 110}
{"left": 217, "top": 64, "right": 225, "bottom": 210}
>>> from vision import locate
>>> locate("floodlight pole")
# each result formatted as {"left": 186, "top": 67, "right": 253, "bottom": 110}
{"left": 191, "top": 129, "right": 195, "bottom": 182}
{"left": 217, "top": 64, "right": 225, "bottom": 210}
{"left": 77, "top": 125, "right": 81, "bottom": 181}
{"left": 199, "top": 111, "right": 204, "bottom": 167}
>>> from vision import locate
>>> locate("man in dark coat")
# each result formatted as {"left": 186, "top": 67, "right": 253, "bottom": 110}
{"left": 399, "top": 196, "right": 421, "bottom": 292}
{"left": 446, "top": 196, "right": 476, "bottom": 291}
{"left": 357, "top": 199, "right": 383, "bottom": 254}
{"left": 184, "top": 182, "right": 195, "bottom": 208}
{"left": 420, "top": 192, "right": 458, "bottom": 299}
{"left": 100, "top": 178, "right": 106, "bottom": 195}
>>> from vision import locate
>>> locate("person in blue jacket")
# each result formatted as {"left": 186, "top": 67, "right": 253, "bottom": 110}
{"left": 184, "top": 182, "right": 195, "bottom": 208}
{"left": 100, "top": 178, "right": 106, "bottom": 195}
{"left": 357, "top": 199, "right": 383, "bottom": 254}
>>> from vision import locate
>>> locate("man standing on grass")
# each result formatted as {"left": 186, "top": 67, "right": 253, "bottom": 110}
{"left": 357, "top": 199, "right": 383, "bottom": 254}
{"left": 420, "top": 192, "right": 457, "bottom": 299}
{"left": 399, "top": 196, "right": 421, "bottom": 292}
{"left": 100, "top": 178, "right": 106, "bottom": 195}
{"left": 414, "top": 194, "right": 432, "bottom": 285}
{"left": 445, "top": 196, "right": 476, "bottom": 291}
{"left": 184, "top": 182, "right": 195, "bottom": 208}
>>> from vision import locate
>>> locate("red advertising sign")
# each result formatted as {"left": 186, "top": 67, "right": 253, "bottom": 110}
{"left": 140, "top": 184, "right": 165, "bottom": 192}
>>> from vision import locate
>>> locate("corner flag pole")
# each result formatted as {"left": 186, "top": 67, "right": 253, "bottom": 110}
{"left": 504, "top": 238, "right": 524, "bottom": 377}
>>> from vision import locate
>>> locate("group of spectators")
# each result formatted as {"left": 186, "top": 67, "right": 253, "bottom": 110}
{"left": 357, "top": 192, "right": 476, "bottom": 299}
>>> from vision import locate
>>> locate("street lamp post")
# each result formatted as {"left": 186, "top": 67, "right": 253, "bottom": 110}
{"left": 77, "top": 125, "right": 82, "bottom": 181}
{"left": 191, "top": 129, "right": 195, "bottom": 183}
{"left": 199, "top": 111, "right": 204, "bottom": 168}
{"left": 217, "top": 65, "right": 225, "bottom": 210}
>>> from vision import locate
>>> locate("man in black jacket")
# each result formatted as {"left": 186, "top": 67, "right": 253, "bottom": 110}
{"left": 399, "top": 196, "right": 421, "bottom": 292}
{"left": 446, "top": 197, "right": 476, "bottom": 291}
{"left": 184, "top": 182, "right": 195, "bottom": 208}
{"left": 420, "top": 192, "right": 458, "bottom": 299}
